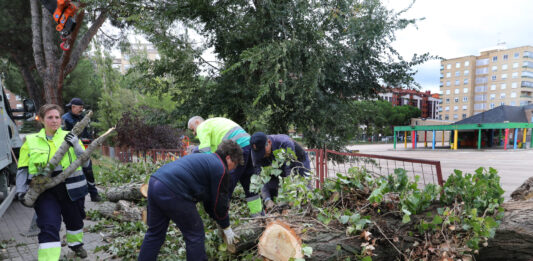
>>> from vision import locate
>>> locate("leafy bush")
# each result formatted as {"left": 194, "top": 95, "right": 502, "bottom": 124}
{"left": 115, "top": 106, "right": 185, "bottom": 150}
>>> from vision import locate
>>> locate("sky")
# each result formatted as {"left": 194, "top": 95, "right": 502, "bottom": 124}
{"left": 385, "top": 0, "right": 533, "bottom": 93}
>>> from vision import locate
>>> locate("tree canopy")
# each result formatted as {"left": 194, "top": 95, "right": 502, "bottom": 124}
{"left": 127, "top": 0, "right": 430, "bottom": 149}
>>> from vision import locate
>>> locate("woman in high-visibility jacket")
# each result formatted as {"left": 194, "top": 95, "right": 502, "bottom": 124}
{"left": 17, "top": 104, "right": 89, "bottom": 260}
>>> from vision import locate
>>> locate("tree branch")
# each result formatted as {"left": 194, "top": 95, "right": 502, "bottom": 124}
{"left": 59, "top": 10, "right": 86, "bottom": 95}
{"left": 22, "top": 127, "right": 115, "bottom": 207}
{"left": 30, "top": 0, "right": 45, "bottom": 76}
{"left": 65, "top": 11, "right": 108, "bottom": 75}
{"left": 41, "top": 5, "right": 58, "bottom": 69}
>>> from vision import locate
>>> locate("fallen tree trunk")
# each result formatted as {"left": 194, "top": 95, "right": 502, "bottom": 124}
{"left": 22, "top": 127, "right": 115, "bottom": 207}
{"left": 476, "top": 201, "right": 533, "bottom": 260}
{"left": 104, "top": 183, "right": 145, "bottom": 202}
{"left": 93, "top": 200, "right": 145, "bottom": 222}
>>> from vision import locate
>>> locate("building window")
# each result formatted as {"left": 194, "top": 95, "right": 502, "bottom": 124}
{"left": 501, "top": 83, "right": 507, "bottom": 89}
{"left": 446, "top": 72, "right": 451, "bottom": 78}
{"left": 502, "top": 64, "right": 508, "bottom": 70}
{"left": 490, "top": 94, "right": 496, "bottom": 100}
{"left": 456, "top": 62, "right": 461, "bottom": 68}
{"left": 455, "top": 71, "right": 460, "bottom": 77}
{"left": 491, "top": 65, "right": 497, "bottom": 72}
{"left": 15, "top": 95, "right": 21, "bottom": 101}
{"left": 512, "top": 82, "right": 518, "bottom": 88}
{"left": 476, "top": 58, "right": 489, "bottom": 66}
{"left": 475, "top": 77, "right": 488, "bottom": 84}
{"left": 512, "top": 72, "right": 519, "bottom": 79}
{"left": 446, "top": 90, "right": 451, "bottom": 94}
{"left": 490, "top": 103, "right": 495, "bottom": 109}
{"left": 454, "top": 97, "right": 459, "bottom": 103}
{"left": 490, "top": 84, "right": 496, "bottom": 90}
{"left": 475, "top": 85, "right": 487, "bottom": 92}
{"left": 513, "top": 62, "right": 519, "bottom": 68}
{"left": 440, "top": 82, "right": 444, "bottom": 87}
{"left": 462, "top": 114, "right": 467, "bottom": 119}
{"left": 477, "top": 67, "right": 489, "bottom": 74}
{"left": 491, "top": 75, "right": 497, "bottom": 81}
{"left": 445, "top": 106, "right": 450, "bottom": 111}
{"left": 511, "top": 92, "right": 517, "bottom": 98}
{"left": 454, "top": 106, "right": 458, "bottom": 111}
{"left": 455, "top": 80, "right": 460, "bottom": 86}
{"left": 463, "top": 97, "right": 468, "bottom": 102}
{"left": 501, "top": 102, "right": 505, "bottom": 105}
{"left": 474, "top": 103, "right": 486, "bottom": 110}
{"left": 503, "top": 54, "right": 509, "bottom": 61}
{"left": 440, "top": 65, "right": 444, "bottom": 70}
{"left": 465, "top": 61, "right": 470, "bottom": 66}
{"left": 500, "top": 93, "right": 506, "bottom": 99}
{"left": 454, "top": 88, "right": 460, "bottom": 94}
{"left": 501, "top": 74, "right": 508, "bottom": 80}
{"left": 462, "top": 105, "right": 467, "bottom": 110}
{"left": 511, "top": 101, "right": 516, "bottom": 106}
{"left": 522, "top": 71, "right": 533, "bottom": 78}
{"left": 446, "top": 98, "right": 450, "bottom": 103}
{"left": 453, "top": 114, "right": 459, "bottom": 119}
{"left": 446, "top": 81, "right": 451, "bottom": 87}
{"left": 492, "top": 56, "right": 498, "bottom": 62}
{"left": 445, "top": 115, "right": 449, "bottom": 120}
{"left": 463, "top": 79, "right": 468, "bottom": 85}
{"left": 447, "top": 64, "right": 451, "bottom": 69}
{"left": 514, "top": 52, "right": 520, "bottom": 58}
{"left": 464, "top": 70, "right": 469, "bottom": 76}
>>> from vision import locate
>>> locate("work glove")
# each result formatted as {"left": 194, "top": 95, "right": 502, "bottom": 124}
{"left": 264, "top": 198, "right": 275, "bottom": 211}
{"left": 64, "top": 133, "right": 79, "bottom": 147}
{"left": 223, "top": 226, "right": 238, "bottom": 245}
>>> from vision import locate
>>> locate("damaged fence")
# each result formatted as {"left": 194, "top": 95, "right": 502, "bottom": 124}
{"left": 101, "top": 146, "right": 443, "bottom": 187}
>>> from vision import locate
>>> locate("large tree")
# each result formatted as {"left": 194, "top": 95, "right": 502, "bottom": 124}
{"left": 130, "top": 0, "right": 431, "bottom": 149}
{"left": 0, "top": 1, "right": 43, "bottom": 108}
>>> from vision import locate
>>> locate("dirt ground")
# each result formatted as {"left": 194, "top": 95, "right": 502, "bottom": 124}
{"left": 346, "top": 143, "right": 533, "bottom": 200}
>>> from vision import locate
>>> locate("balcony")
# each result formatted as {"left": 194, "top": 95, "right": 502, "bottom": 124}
{"left": 520, "top": 94, "right": 533, "bottom": 99}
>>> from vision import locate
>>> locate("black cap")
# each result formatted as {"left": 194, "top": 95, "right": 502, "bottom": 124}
{"left": 66, "top": 98, "right": 84, "bottom": 107}
{"left": 250, "top": 132, "right": 268, "bottom": 165}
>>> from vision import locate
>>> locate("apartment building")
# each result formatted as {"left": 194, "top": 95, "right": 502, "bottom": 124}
{"left": 440, "top": 46, "right": 533, "bottom": 121}
{"left": 379, "top": 88, "right": 441, "bottom": 119}
{"left": 112, "top": 43, "right": 160, "bottom": 74}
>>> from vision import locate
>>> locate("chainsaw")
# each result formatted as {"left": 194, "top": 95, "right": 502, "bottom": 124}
{"left": 40, "top": 0, "right": 78, "bottom": 51}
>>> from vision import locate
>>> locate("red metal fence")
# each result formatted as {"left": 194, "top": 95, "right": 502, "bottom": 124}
{"left": 305, "top": 149, "right": 443, "bottom": 188}
{"left": 101, "top": 146, "right": 443, "bottom": 187}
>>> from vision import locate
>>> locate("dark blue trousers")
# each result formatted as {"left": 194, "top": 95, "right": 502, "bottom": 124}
{"left": 229, "top": 145, "right": 258, "bottom": 198}
{"left": 83, "top": 160, "right": 98, "bottom": 196}
{"left": 138, "top": 177, "right": 207, "bottom": 261}
{"left": 34, "top": 182, "right": 85, "bottom": 247}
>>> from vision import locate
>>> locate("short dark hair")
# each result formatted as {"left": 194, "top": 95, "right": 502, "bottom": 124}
{"left": 38, "top": 104, "right": 63, "bottom": 120}
{"left": 216, "top": 140, "right": 244, "bottom": 166}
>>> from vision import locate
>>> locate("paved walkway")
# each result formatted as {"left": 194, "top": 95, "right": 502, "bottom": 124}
{"left": 0, "top": 195, "right": 112, "bottom": 261}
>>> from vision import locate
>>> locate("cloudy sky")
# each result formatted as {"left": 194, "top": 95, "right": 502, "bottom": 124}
{"left": 385, "top": 0, "right": 533, "bottom": 93}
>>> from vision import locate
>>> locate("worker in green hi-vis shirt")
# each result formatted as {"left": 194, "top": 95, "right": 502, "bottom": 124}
{"left": 188, "top": 116, "right": 263, "bottom": 217}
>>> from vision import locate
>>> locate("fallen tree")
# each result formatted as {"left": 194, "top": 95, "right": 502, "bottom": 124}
{"left": 104, "top": 183, "right": 145, "bottom": 202}
{"left": 92, "top": 200, "right": 146, "bottom": 223}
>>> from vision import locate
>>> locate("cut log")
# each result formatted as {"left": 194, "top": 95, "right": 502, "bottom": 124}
{"left": 92, "top": 200, "right": 144, "bottom": 222}
{"left": 105, "top": 183, "right": 144, "bottom": 202}
{"left": 258, "top": 220, "right": 304, "bottom": 261}
{"left": 140, "top": 183, "right": 148, "bottom": 198}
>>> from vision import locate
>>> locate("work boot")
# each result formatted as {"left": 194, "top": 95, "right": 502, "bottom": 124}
{"left": 90, "top": 193, "right": 102, "bottom": 202}
{"left": 72, "top": 246, "right": 88, "bottom": 258}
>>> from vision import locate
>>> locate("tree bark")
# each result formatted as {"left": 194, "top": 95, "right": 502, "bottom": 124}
{"left": 104, "top": 183, "right": 145, "bottom": 202}
{"left": 93, "top": 200, "right": 144, "bottom": 222}
{"left": 30, "top": 0, "right": 108, "bottom": 105}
